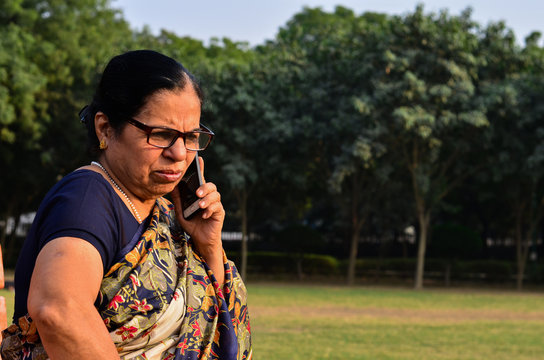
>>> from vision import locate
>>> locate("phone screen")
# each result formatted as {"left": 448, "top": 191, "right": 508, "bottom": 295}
{"left": 178, "top": 155, "right": 204, "bottom": 219}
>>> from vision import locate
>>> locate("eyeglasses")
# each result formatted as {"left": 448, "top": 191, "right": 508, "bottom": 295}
{"left": 126, "top": 118, "right": 214, "bottom": 151}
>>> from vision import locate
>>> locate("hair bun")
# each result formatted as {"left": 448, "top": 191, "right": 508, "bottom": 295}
{"left": 79, "top": 105, "right": 90, "bottom": 124}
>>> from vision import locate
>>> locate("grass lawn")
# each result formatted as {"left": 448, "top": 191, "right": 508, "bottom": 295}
{"left": 247, "top": 283, "right": 544, "bottom": 360}
{"left": 1, "top": 283, "right": 543, "bottom": 359}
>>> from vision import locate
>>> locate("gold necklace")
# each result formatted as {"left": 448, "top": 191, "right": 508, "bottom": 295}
{"left": 91, "top": 161, "right": 142, "bottom": 223}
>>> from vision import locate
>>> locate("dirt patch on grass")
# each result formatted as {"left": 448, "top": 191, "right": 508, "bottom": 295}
{"left": 250, "top": 306, "right": 544, "bottom": 323}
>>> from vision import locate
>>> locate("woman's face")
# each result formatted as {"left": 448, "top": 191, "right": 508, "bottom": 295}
{"left": 103, "top": 86, "right": 201, "bottom": 203}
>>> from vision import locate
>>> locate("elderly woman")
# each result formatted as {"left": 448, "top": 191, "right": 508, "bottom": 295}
{"left": 1, "top": 50, "right": 251, "bottom": 359}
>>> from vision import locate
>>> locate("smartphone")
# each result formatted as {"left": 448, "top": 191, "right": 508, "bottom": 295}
{"left": 178, "top": 154, "right": 204, "bottom": 219}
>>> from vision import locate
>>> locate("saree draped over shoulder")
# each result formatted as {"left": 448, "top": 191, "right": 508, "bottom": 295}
{"left": 1, "top": 197, "right": 252, "bottom": 360}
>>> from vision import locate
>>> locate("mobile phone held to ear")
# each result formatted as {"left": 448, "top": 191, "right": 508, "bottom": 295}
{"left": 178, "top": 154, "right": 204, "bottom": 220}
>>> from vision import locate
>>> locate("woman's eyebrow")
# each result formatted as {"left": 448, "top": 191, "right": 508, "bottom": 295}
{"left": 156, "top": 124, "right": 200, "bottom": 133}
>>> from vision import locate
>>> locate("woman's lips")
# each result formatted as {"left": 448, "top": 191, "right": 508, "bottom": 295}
{"left": 155, "top": 170, "right": 183, "bottom": 182}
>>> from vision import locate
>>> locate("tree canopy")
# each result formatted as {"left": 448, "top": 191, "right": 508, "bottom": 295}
{"left": 2, "top": 2, "right": 544, "bottom": 288}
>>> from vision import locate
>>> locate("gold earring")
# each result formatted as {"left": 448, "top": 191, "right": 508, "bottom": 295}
{"left": 99, "top": 139, "right": 107, "bottom": 150}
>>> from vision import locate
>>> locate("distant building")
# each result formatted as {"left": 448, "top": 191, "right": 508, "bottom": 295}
{"left": 0, "top": 213, "right": 258, "bottom": 242}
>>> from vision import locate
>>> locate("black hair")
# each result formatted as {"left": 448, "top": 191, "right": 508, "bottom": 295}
{"left": 80, "top": 50, "right": 204, "bottom": 155}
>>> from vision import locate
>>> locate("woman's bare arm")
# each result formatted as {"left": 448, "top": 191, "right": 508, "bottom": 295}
{"left": 28, "top": 237, "right": 120, "bottom": 359}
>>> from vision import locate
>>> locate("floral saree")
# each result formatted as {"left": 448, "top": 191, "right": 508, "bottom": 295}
{"left": 1, "top": 197, "right": 252, "bottom": 359}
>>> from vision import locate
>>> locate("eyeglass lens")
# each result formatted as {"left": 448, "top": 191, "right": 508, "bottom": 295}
{"left": 148, "top": 129, "right": 211, "bottom": 150}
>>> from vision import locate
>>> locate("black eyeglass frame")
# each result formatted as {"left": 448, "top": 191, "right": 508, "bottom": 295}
{"left": 126, "top": 117, "right": 215, "bottom": 151}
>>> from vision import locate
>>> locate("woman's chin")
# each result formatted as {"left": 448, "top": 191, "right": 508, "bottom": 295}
{"left": 145, "top": 183, "right": 177, "bottom": 200}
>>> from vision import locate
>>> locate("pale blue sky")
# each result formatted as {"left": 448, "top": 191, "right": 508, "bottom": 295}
{"left": 112, "top": 0, "right": 544, "bottom": 46}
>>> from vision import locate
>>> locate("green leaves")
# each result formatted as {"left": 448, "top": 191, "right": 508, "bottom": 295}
{"left": 393, "top": 106, "right": 434, "bottom": 136}
{"left": 0, "top": 0, "right": 134, "bottom": 222}
{"left": 2, "top": 1, "right": 544, "bottom": 287}
{"left": 0, "top": 24, "right": 47, "bottom": 145}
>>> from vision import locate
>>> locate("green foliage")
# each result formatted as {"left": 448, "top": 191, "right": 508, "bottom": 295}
{"left": 0, "top": 24, "right": 47, "bottom": 146}
{"left": 300, "top": 254, "right": 339, "bottom": 275}
{"left": 0, "top": 0, "right": 133, "bottom": 262}
{"left": 3, "top": 1, "right": 544, "bottom": 289}
{"left": 340, "top": 257, "right": 445, "bottom": 276}
{"left": 227, "top": 251, "right": 339, "bottom": 276}
{"left": 335, "top": 257, "right": 518, "bottom": 283}
{"left": 226, "top": 253, "right": 520, "bottom": 284}
{"left": 456, "top": 260, "right": 513, "bottom": 281}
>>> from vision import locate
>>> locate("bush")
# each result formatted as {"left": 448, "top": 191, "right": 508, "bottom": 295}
{"left": 301, "top": 254, "right": 339, "bottom": 275}
{"left": 456, "top": 260, "right": 512, "bottom": 281}
{"left": 227, "top": 251, "right": 340, "bottom": 276}
{"left": 337, "top": 258, "right": 514, "bottom": 283}
{"left": 248, "top": 252, "right": 293, "bottom": 273}
{"left": 227, "top": 252, "right": 520, "bottom": 284}
{"left": 525, "top": 262, "right": 544, "bottom": 283}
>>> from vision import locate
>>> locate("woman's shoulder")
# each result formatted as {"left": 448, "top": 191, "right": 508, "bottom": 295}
{"left": 48, "top": 168, "right": 113, "bottom": 200}
{"left": 37, "top": 168, "right": 121, "bottom": 222}
{"left": 32, "top": 168, "right": 132, "bottom": 257}
{"left": 58, "top": 167, "right": 106, "bottom": 186}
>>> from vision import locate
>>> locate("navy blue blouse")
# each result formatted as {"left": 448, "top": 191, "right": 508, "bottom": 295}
{"left": 13, "top": 169, "right": 148, "bottom": 320}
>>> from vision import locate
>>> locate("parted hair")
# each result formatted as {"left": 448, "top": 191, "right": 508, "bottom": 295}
{"left": 80, "top": 50, "right": 203, "bottom": 155}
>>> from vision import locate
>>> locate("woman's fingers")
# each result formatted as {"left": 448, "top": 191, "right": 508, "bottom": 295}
{"left": 197, "top": 184, "right": 222, "bottom": 218}
{"left": 196, "top": 182, "right": 217, "bottom": 198}
{"left": 202, "top": 200, "right": 224, "bottom": 219}
{"left": 198, "top": 191, "right": 220, "bottom": 208}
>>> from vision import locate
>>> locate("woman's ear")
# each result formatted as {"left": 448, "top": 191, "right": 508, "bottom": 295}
{"left": 94, "top": 111, "right": 112, "bottom": 144}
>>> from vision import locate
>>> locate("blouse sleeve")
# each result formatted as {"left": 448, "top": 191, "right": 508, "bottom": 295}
{"left": 34, "top": 172, "right": 123, "bottom": 271}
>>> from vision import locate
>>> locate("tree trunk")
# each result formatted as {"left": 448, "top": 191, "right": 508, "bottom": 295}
{"left": 414, "top": 211, "right": 430, "bottom": 290}
{"left": 515, "top": 211, "right": 530, "bottom": 291}
{"left": 296, "top": 257, "right": 304, "bottom": 280}
{"left": 239, "top": 191, "right": 249, "bottom": 280}
{"left": 513, "top": 189, "right": 544, "bottom": 291}
{"left": 516, "top": 250, "right": 527, "bottom": 291}
{"left": 347, "top": 230, "right": 360, "bottom": 286}
{"left": 515, "top": 203, "right": 534, "bottom": 291}
{"left": 444, "top": 261, "right": 451, "bottom": 287}
{"left": 410, "top": 154, "right": 430, "bottom": 290}
{"left": 347, "top": 174, "right": 364, "bottom": 286}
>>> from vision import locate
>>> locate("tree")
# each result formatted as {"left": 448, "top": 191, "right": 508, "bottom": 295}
{"left": 480, "top": 75, "right": 544, "bottom": 290}
{"left": 370, "top": 6, "right": 488, "bottom": 289}
{"left": 476, "top": 24, "right": 544, "bottom": 289}
{"left": 0, "top": 0, "right": 132, "bottom": 258}
{"left": 264, "top": 7, "right": 397, "bottom": 285}
{"left": 200, "top": 43, "right": 272, "bottom": 279}
{"left": 0, "top": 21, "right": 49, "bottom": 252}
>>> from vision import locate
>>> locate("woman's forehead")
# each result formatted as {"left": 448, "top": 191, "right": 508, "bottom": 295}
{"left": 138, "top": 88, "right": 201, "bottom": 128}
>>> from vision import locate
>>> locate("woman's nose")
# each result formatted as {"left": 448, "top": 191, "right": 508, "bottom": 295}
{"left": 164, "top": 136, "right": 187, "bottom": 161}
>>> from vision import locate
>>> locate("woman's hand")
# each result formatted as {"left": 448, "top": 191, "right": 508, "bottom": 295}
{"left": 171, "top": 156, "right": 226, "bottom": 283}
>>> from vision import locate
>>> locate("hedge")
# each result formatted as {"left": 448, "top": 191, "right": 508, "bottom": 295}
{"left": 227, "top": 251, "right": 339, "bottom": 276}
{"left": 225, "top": 252, "right": 543, "bottom": 283}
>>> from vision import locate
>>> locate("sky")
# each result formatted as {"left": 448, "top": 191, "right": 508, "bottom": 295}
{"left": 112, "top": 0, "right": 544, "bottom": 47}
